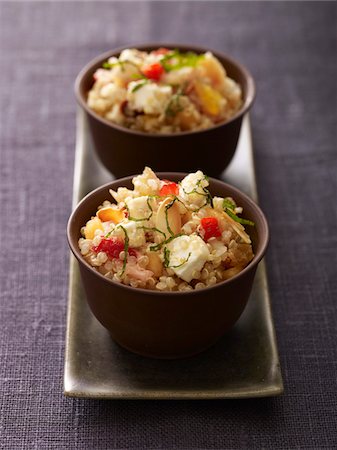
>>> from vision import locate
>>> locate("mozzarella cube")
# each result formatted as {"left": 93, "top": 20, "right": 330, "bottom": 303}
{"left": 127, "top": 82, "right": 172, "bottom": 115}
{"left": 100, "top": 83, "right": 126, "bottom": 102}
{"left": 179, "top": 170, "right": 209, "bottom": 208}
{"left": 166, "top": 235, "right": 210, "bottom": 282}
{"left": 115, "top": 221, "right": 146, "bottom": 248}
{"left": 132, "top": 166, "right": 161, "bottom": 195}
{"left": 119, "top": 48, "right": 145, "bottom": 66}
{"left": 125, "top": 196, "right": 152, "bottom": 221}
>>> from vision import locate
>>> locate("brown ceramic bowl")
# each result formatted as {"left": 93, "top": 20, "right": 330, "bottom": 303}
{"left": 75, "top": 44, "right": 255, "bottom": 178}
{"left": 67, "top": 173, "right": 269, "bottom": 359}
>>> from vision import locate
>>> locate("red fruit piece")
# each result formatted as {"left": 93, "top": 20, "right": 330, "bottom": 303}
{"left": 159, "top": 181, "right": 179, "bottom": 196}
{"left": 142, "top": 62, "right": 164, "bottom": 81}
{"left": 200, "top": 217, "right": 222, "bottom": 241}
{"left": 93, "top": 237, "right": 137, "bottom": 259}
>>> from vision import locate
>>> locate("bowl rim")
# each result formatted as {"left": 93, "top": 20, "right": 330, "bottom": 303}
{"left": 74, "top": 42, "right": 256, "bottom": 138}
{"left": 67, "top": 173, "right": 269, "bottom": 297}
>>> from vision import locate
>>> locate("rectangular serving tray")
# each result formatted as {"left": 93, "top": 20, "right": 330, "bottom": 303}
{"left": 64, "top": 110, "right": 283, "bottom": 399}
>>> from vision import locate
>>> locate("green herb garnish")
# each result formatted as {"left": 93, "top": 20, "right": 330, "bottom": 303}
{"left": 117, "top": 225, "right": 129, "bottom": 276}
{"left": 181, "top": 177, "right": 214, "bottom": 210}
{"left": 163, "top": 247, "right": 171, "bottom": 268}
{"left": 131, "top": 72, "right": 147, "bottom": 80}
{"left": 223, "top": 198, "right": 236, "bottom": 210}
{"left": 150, "top": 233, "right": 183, "bottom": 252}
{"left": 131, "top": 79, "right": 149, "bottom": 92}
{"left": 161, "top": 50, "right": 204, "bottom": 72}
{"left": 224, "top": 208, "right": 255, "bottom": 226}
{"left": 102, "top": 59, "right": 140, "bottom": 73}
{"left": 102, "top": 62, "right": 115, "bottom": 69}
{"left": 137, "top": 226, "right": 166, "bottom": 240}
{"left": 125, "top": 196, "right": 154, "bottom": 222}
{"left": 164, "top": 198, "right": 178, "bottom": 236}
{"left": 163, "top": 246, "right": 191, "bottom": 269}
{"left": 165, "top": 82, "right": 187, "bottom": 118}
{"left": 222, "top": 197, "right": 254, "bottom": 226}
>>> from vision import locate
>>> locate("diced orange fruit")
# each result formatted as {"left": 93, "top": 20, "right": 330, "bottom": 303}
{"left": 97, "top": 207, "right": 124, "bottom": 223}
{"left": 84, "top": 217, "right": 104, "bottom": 240}
{"left": 194, "top": 80, "right": 223, "bottom": 116}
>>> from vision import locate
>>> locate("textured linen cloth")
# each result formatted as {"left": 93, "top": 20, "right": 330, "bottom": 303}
{"left": 0, "top": 1, "right": 336, "bottom": 449}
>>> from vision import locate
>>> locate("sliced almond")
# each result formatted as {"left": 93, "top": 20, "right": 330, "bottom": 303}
{"left": 221, "top": 211, "right": 251, "bottom": 244}
{"left": 146, "top": 251, "right": 163, "bottom": 278}
{"left": 181, "top": 210, "right": 193, "bottom": 225}
{"left": 155, "top": 197, "right": 181, "bottom": 239}
{"left": 97, "top": 207, "right": 124, "bottom": 223}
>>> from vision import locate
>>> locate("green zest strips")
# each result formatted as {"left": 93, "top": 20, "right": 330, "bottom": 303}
{"left": 161, "top": 50, "right": 204, "bottom": 72}
{"left": 225, "top": 208, "right": 255, "bottom": 226}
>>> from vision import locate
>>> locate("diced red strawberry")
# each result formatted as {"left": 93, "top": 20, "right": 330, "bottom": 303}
{"left": 159, "top": 181, "right": 179, "bottom": 196}
{"left": 200, "top": 217, "right": 222, "bottom": 241}
{"left": 142, "top": 62, "right": 164, "bottom": 81}
{"left": 93, "top": 237, "right": 136, "bottom": 259}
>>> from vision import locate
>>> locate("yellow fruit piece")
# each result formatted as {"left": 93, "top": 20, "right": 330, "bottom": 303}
{"left": 97, "top": 207, "right": 124, "bottom": 223}
{"left": 198, "top": 54, "right": 226, "bottom": 88}
{"left": 194, "top": 80, "right": 223, "bottom": 116}
{"left": 84, "top": 217, "right": 104, "bottom": 240}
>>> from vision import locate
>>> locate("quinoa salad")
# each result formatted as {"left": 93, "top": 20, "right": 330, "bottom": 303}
{"left": 87, "top": 48, "right": 243, "bottom": 133}
{"left": 78, "top": 168, "right": 255, "bottom": 292}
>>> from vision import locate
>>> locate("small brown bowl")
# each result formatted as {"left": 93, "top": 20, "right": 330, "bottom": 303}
{"left": 75, "top": 44, "right": 255, "bottom": 178}
{"left": 67, "top": 173, "right": 269, "bottom": 359}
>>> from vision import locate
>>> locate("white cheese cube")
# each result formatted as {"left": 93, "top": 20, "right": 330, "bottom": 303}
{"left": 127, "top": 82, "right": 172, "bottom": 115}
{"left": 115, "top": 221, "right": 146, "bottom": 248}
{"left": 179, "top": 170, "right": 209, "bottom": 208}
{"left": 166, "top": 235, "right": 210, "bottom": 282}
{"left": 119, "top": 48, "right": 145, "bottom": 66}
{"left": 100, "top": 83, "right": 126, "bottom": 102}
{"left": 162, "top": 67, "right": 193, "bottom": 85}
{"left": 132, "top": 166, "right": 161, "bottom": 196}
{"left": 125, "top": 196, "right": 152, "bottom": 221}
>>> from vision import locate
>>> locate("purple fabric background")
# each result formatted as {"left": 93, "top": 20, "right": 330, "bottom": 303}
{"left": 0, "top": 1, "right": 336, "bottom": 448}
